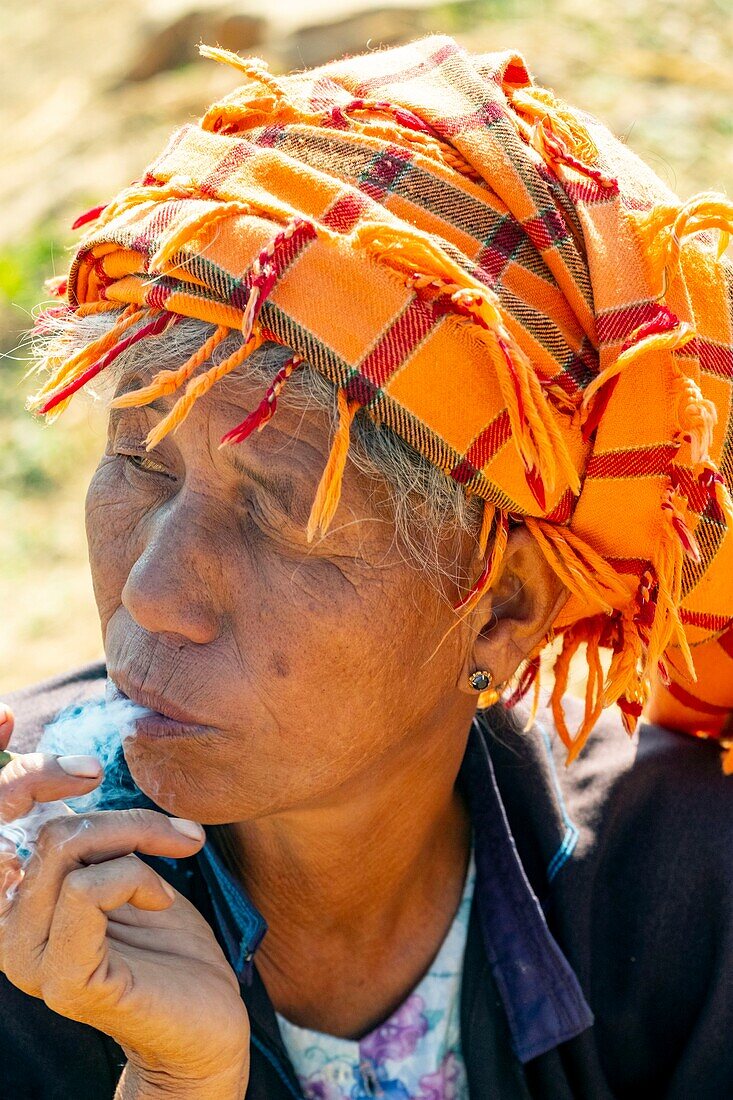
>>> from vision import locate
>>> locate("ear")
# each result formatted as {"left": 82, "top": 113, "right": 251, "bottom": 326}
{"left": 459, "top": 524, "right": 568, "bottom": 696}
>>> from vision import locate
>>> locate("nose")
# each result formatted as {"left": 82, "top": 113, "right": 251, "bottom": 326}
{"left": 121, "top": 497, "right": 221, "bottom": 645}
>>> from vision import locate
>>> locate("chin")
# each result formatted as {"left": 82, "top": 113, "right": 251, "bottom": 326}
{"left": 121, "top": 733, "right": 284, "bottom": 824}
{"left": 122, "top": 735, "right": 217, "bottom": 821}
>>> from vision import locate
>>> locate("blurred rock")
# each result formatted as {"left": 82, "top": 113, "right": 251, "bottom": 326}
{"left": 281, "top": 7, "right": 428, "bottom": 69}
{"left": 126, "top": 6, "right": 267, "bottom": 82}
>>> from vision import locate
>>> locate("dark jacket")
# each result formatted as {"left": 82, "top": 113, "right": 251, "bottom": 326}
{"left": 1, "top": 664, "right": 731, "bottom": 1099}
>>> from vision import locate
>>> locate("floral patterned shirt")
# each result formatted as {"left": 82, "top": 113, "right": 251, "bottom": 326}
{"left": 276, "top": 850, "right": 476, "bottom": 1100}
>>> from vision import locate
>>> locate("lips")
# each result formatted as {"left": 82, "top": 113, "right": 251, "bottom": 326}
{"left": 129, "top": 713, "right": 213, "bottom": 742}
{"left": 107, "top": 675, "right": 208, "bottom": 728}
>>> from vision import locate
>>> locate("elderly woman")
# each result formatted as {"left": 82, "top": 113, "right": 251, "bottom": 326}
{"left": 1, "top": 34, "right": 732, "bottom": 1100}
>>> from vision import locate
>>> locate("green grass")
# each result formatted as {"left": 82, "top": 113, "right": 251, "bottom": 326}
{"left": 1, "top": 229, "right": 106, "bottom": 691}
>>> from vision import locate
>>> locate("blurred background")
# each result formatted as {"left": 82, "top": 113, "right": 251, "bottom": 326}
{"left": 2, "top": 0, "right": 732, "bottom": 691}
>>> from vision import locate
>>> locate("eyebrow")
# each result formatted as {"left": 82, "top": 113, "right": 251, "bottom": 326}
{"left": 112, "top": 373, "right": 301, "bottom": 517}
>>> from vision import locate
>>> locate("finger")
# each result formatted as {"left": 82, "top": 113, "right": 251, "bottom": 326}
{"left": 0, "top": 705, "right": 14, "bottom": 751}
{"left": 4, "top": 809, "right": 204, "bottom": 980}
{"left": 0, "top": 850, "right": 23, "bottom": 921}
{"left": 0, "top": 753, "right": 103, "bottom": 822}
{"left": 39, "top": 856, "right": 176, "bottom": 1015}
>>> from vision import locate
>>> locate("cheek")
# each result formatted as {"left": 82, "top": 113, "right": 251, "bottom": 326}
{"left": 238, "top": 553, "right": 448, "bottom": 746}
{"left": 85, "top": 458, "right": 147, "bottom": 627}
{"left": 123, "top": 564, "right": 459, "bottom": 821}
{"left": 235, "top": 538, "right": 356, "bottom": 641}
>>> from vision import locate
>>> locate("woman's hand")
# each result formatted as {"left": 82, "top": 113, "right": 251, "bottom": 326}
{"left": 0, "top": 704, "right": 250, "bottom": 1099}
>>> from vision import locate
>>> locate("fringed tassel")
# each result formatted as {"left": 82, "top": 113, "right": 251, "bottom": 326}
{"left": 208, "top": 101, "right": 292, "bottom": 135}
{"left": 87, "top": 180, "right": 199, "bottom": 239}
{"left": 510, "top": 86, "right": 617, "bottom": 190}
{"left": 517, "top": 509, "right": 702, "bottom": 763}
{"left": 714, "top": 475, "right": 733, "bottom": 526}
{"left": 357, "top": 223, "right": 579, "bottom": 504}
{"left": 512, "top": 87, "right": 599, "bottom": 162}
{"left": 144, "top": 328, "right": 265, "bottom": 450}
{"left": 675, "top": 373, "right": 718, "bottom": 467}
{"left": 423, "top": 509, "right": 510, "bottom": 670}
{"left": 670, "top": 368, "right": 729, "bottom": 551}
{"left": 111, "top": 325, "right": 230, "bottom": 410}
{"left": 550, "top": 619, "right": 606, "bottom": 765}
{"left": 524, "top": 518, "right": 630, "bottom": 613}
{"left": 71, "top": 203, "right": 107, "bottom": 231}
{"left": 528, "top": 658, "right": 543, "bottom": 729}
{"left": 454, "top": 510, "right": 509, "bottom": 613}
{"left": 581, "top": 305, "right": 694, "bottom": 417}
{"left": 548, "top": 487, "right": 704, "bottom": 752}
{"left": 477, "top": 497, "right": 494, "bottom": 557}
{"left": 508, "top": 655, "right": 544, "bottom": 731}
{"left": 37, "top": 310, "right": 178, "bottom": 417}
{"left": 661, "top": 192, "right": 733, "bottom": 269}
{"left": 28, "top": 304, "right": 141, "bottom": 412}
{"left": 698, "top": 466, "right": 733, "bottom": 526}
{"left": 504, "top": 655, "right": 541, "bottom": 710}
{"left": 220, "top": 353, "right": 304, "bottom": 446}
{"left": 617, "top": 694, "right": 645, "bottom": 736}
{"left": 722, "top": 741, "right": 733, "bottom": 776}
{"left": 306, "top": 388, "right": 360, "bottom": 543}
{"left": 603, "top": 614, "right": 644, "bottom": 712}
{"left": 531, "top": 124, "right": 618, "bottom": 191}
{"left": 240, "top": 218, "right": 317, "bottom": 348}
{"left": 326, "top": 99, "right": 483, "bottom": 183}
{"left": 31, "top": 303, "right": 139, "bottom": 399}
{"left": 149, "top": 203, "right": 254, "bottom": 271}
{"left": 495, "top": 332, "right": 580, "bottom": 506}
{"left": 332, "top": 98, "right": 437, "bottom": 137}
{"left": 646, "top": 489, "right": 697, "bottom": 683}
{"left": 199, "top": 47, "right": 303, "bottom": 135}
{"left": 635, "top": 193, "right": 733, "bottom": 295}
{"left": 149, "top": 201, "right": 314, "bottom": 275}
{"left": 140, "top": 218, "right": 314, "bottom": 444}
{"left": 198, "top": 46, "right": 288, "bottom": 101}
{"left": 660, "top": 487, "right": 702, "bottom": 566}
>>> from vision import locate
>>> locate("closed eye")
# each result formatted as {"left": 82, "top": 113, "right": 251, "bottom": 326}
{"left": 125, "top": 452, "right": 173, "bottom": 478}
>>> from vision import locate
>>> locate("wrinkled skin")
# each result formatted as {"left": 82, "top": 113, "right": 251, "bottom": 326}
{"left": 1, "top": 347, "right": 565, "bottom": 1096}
{"left": 90, "top": 356, "right": 562, "bottom": 822}
{"left": 93, "top": 367, "right": 486, "bottom": 823}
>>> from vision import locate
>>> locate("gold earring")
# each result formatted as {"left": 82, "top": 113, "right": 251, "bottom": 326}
{"left": 468, "top": 669, "right": 493, "bottom": 692}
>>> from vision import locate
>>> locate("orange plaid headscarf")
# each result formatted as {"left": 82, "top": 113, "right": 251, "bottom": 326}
{"left": 30, "top": 36, "right": 733, "bottom": 769}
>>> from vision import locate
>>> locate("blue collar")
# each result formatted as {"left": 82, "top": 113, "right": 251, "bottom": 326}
{"left": 462, "top": 717, "right": 593, "bottom": 1061}
{"left": 195, "top": 717, "right": 593, "bottom": 1064}
{"left": 197, "top": 838, "right": 268, "bottom": 982}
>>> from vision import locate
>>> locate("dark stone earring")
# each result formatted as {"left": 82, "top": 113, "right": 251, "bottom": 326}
{"left": 468, "top": 669, "right": 493, "bottom": 692}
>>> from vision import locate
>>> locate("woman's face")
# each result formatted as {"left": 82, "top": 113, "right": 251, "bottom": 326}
{"left": 85, "top": 350, "right": 478, "bottom": 823}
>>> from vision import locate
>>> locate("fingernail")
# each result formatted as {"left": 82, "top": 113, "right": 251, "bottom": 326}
{"left": 0, "top": 705, "right": 10, "bottom": 726}
{"left": 169, "top": 818, "right": 205, "bottom": 841}
{"left": 57, "top": 755, "right": 103, "bottom": 778}
{"left": 161, "top": 879, "right": 176, "bottom": 901}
